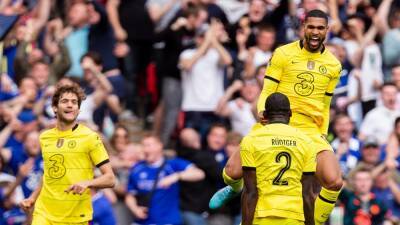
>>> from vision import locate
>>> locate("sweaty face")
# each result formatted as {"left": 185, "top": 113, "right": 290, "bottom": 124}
{"left": 304, "top": 17, "right": 328, "bottom": 52}
{"left": 54, "top": 92, "right": 80, "bottom": 124}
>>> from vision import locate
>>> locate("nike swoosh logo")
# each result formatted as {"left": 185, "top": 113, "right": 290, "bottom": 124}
{"left": 291, "top": 61, "right": 300, "bottom": 64}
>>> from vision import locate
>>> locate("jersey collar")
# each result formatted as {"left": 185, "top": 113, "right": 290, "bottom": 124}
{"left": 55, "top": 124, "right": 79, "bottom": 136}
{"left": 299, "top": 40, "right": 325, "bottom": 54}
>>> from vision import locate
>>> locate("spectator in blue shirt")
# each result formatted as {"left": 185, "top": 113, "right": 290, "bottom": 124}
{"left": 125, "top": 134, "right": 204, "bottom": 225}
{"left": 92, "top": 190, "right": 117, "bottom": 225}
{"left": 331, "top": 114, "right": 362, "bottom": 177}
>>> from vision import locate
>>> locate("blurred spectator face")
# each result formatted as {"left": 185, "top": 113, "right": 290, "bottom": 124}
{"left": 142, "top": 136, "right": 163, "bottom": 164}
{"left": 25, "top": 131, "right": 40, "bottom": 157}
{"left": 361, "top": 146, "right": 381, "bottom": 165}
{"left": 255, "top": 65, "right": 267, "bottom": 86}
{"left": 241, "top": 79, "right": 261, "bottom": 102}
{"left": 392, "top": 66, "right": 400, "bottom": 89}
{"left": 28, "top": 48, "right": 44, "bottom": 65}
{"left": 57, "top": 78, "right": 75, "bottom": 87}
{"left": 30, "top": 62, "right": 50, "bottom": 88}
{"left": 303, "top": 16, "right": 328, "bottom": 52}
{"left": 81, "top": 56, "right": 100, "bottom": 82}
{"left": 225, "top": 132, "right": 242, "bottom": 157}
{"left": 19, "top": 77, "right": 38, "bottom": 102}
{"left": 303, "top": 0, "right": 320, "bottom": 12}
{"left": 53, "top": 92, "right": 80, "bottom": 124}
{"left": 68, "top": 3, "right": 89, "bottom": 27}
{"left": 333, "top": 115, "right": 354, "bottom": 141}
{"left": 256, "top": 29, "right": 275, "bottom": 51}
{"left": 179, "top": 128, "right": 201, "bottom": 149}
{"left": 381, "top": 84, "right": 397, "bottom": 110}
{"left": 187, "top": 8, "right": 208, "bottom": 30}
{"left": 346, "top": 17, "right": 365, "bottom": 37}
{"left": 389, "top": 11, "right": 400, "bottom": 29}
{"left": 111, "top": 126, "right": 130, "bottom": 152}
{"left": 207, "top": 126, "right": 227, "bottom": 151}
{"left": 353, "top": 171, "right": 373, "bottom": 195}
{"left": 374, "top": 170, "right": 390, "bottom": 189}
{"left": 249, "top": 0, "right": 267, "bottom": 23}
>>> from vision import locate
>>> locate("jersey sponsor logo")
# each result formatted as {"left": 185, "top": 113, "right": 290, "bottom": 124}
{"left": 68, "top": 140, "right": 77, "bottom": 149}
{"left": 319, "top": 65, "right": 327, "bottom": 74}
{"left": 307, "top": 60, "right": 315, "bottom": 70}
{"left": 56, "top": 138, "right": 64, "bottom": 148}
{"left": 294, "top": 72, "right": 315, "bottom": 96}
{"left": 48, "top": 154, "right": 66, "bottom": 179}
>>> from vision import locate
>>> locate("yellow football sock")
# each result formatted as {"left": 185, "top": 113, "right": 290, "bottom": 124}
{"left": 314, "top": 187, "right": 341, "bottom": 225}
{"left": 222, "top": 168, "right": 243, "bottom": 193}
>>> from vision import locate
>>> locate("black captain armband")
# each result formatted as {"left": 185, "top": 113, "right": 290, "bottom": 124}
{"left": 264, "top": 75, "right": 280, "bottom": 83}
{"left": 242, "top": 166, "right": 256, "bottom": 171}
{"left": 96, "top": 159, "right": 110, "bottom": 168}
{"left": 303, "top": 172, "right": 315, "bottom": 175}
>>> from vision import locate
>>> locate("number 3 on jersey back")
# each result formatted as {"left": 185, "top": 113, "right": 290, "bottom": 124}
{"left": 273, "top": 151, "right": 292, "bottom": 186}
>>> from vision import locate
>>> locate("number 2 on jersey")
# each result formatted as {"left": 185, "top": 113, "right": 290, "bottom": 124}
{"left": 272, "top": 152, "right": 292, "bottom": 186}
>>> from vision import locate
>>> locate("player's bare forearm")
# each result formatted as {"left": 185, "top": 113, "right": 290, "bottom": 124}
{"left": 301, "top": 174, "right": 320, "bottom": 225}
{"left": 242, "top": 168, "right": 258, "bottom": 225}
{"left": 241, "top": 189, "right": 257, "bottom": 225}
{"left": 89, "top": 163, "right": 116, "bottom": 189}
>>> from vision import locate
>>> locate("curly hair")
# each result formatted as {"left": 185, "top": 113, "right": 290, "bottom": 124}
{"left": 52, "top": 83, "right": 86, "bottom": 108}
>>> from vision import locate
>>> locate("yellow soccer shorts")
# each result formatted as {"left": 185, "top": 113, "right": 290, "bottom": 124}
{"left": 252, "top": 216, "right": 304, "bottom": 225}
{"left": 32, "top": 213, "right": 90, "bottom": 225}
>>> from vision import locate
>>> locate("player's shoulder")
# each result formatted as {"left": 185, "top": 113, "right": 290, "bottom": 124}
{"left": 291, "top": 127, "right": 314, "bottom": 145}
{"left": 75, "top": 124, "right": 99, "bottom": 137}
{"left": 275, "top": 41, "right": 301, "bottom": 56}
{"left": 39, "top": 127, "right": 56, "bottom": 139}
{"left": 323, "top": 48, "right": 341, "bottom": 67}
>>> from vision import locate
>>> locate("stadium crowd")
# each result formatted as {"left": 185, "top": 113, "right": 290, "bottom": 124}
{"left": 1, "top": 0, "right": 400, "bottom": 224}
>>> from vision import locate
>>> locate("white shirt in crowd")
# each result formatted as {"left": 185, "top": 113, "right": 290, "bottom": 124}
{"left": 359, "top": 44, "right": 384, "bottom": 102}
{"left": 359, "top": 106, "right": 400, "bottom": 145}
{"left": 252, "top": 48, "right": 272, "bottom": 69}
{"left": 227, "top": 100, "right": 256, "bottom": 136}
{"left": 180, "top": 48, "right": 225, "bottom": 112}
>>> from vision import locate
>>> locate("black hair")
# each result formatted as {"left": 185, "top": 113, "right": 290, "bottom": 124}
{"left": 380, "top": 82, "right": 397, "bottom": 90}
{"left": 305, "top": 9, "right": 328, "bottom": 23}
{"left": 81, "top": 51, "right": 103, "bottom": 66}
{"left": 263, "top": 92, "right": 291, "bottom": 119}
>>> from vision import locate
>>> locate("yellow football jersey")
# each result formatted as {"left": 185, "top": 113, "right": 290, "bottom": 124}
{"left": 240, "top": 123, "right": 316, "bottom": 221}
{"left": 257, "top": 40, "right": 342, "bottom": 135}
{"left": 34, "top": 124, "right": 109, "bottom": 223}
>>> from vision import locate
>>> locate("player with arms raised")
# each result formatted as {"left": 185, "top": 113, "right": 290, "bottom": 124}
{"left": 20, "top": 83, "right": 116, "bottom": 225}
{"left": 210, "top": 9, "right": 343, "bottom": 225}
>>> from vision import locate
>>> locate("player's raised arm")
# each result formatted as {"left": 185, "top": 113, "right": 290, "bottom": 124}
{"left": 320, "top": 64, "right": 341, "bottom": 135}
{"left": 256, "top": 48, "right": 285, "bottom": 114}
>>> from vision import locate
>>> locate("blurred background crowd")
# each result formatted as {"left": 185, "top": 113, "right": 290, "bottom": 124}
{"left": 1, "top": 0, "right": 400, "bottom": 224}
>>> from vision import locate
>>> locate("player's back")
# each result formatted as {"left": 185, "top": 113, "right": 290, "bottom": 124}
{"left": 265, "top": 41, "right": 341, "bottom": 132}
{"left": 240, "top": 123, "right": 315, "bottom": 222}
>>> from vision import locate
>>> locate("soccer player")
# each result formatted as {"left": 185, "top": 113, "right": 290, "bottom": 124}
{"left": 19, "top": 83, "right": 116, "bottom": 225}
{"left": 242, "top": 92, "right": 316, "bottom": 225}
{"left": 210, "top": 9, "right": 343, "bottom": 225}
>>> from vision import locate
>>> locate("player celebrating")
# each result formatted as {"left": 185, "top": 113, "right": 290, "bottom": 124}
{"left": 20, "top": 83, "right": 116, "bottom": 225}
{"left": 242, "top": 93, "right": 316, "bottom": 225}
{"left": 210, "top": 9, "right": 343, "bottom": 225}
